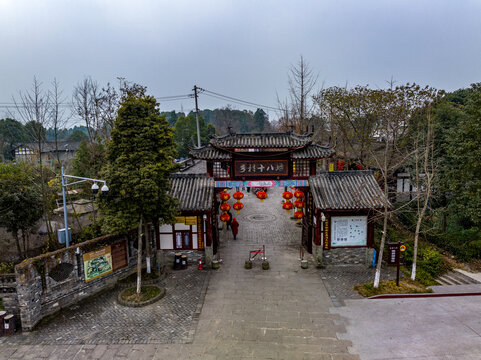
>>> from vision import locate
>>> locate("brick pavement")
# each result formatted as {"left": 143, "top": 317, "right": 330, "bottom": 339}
{"left": 0, "top": 265, "right": 208, "bottom": 345}
{"left": 0, "top": 186, "right": 362, "bottom": 359}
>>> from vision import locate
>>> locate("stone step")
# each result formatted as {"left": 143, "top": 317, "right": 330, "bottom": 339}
{"left": 436, "top": 270, "right": 480, "bottom": 286}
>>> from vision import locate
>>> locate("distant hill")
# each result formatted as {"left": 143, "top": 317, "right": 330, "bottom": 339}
{"left": 161, "top": 108, "right": 273, "bottom": 134}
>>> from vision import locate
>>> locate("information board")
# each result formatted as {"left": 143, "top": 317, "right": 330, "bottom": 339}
{"left": 83, "top": 246, "right": 113, "bottom": 282}
{"left": 331, "top": 216, "right": 367, "bottom": 247}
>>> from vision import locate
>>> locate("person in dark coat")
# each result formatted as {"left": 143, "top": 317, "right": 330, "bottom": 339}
{"left": 231, "top": 217, "right": 239, "bottom": 240}
{"left": 226, "top": 210, "right": 233, "bottom": 229}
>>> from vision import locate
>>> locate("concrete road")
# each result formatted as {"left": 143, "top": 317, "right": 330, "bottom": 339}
{"left": 333, "top": 295, "right": 481, "bottom": 360}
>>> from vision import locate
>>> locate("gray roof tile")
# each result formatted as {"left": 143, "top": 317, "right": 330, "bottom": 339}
{"left": 170, "top": 174, "right": 214, "bottom": 211}
{"left": 309, "top": 171, "right": 388, "bottom": 210}
{"left": 210, "top": 132, "right": 312, "bottom": 148}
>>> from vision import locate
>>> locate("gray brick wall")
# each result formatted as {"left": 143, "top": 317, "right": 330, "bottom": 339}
{"left": 14, "top": 235, "right": 138, "bottom": 331}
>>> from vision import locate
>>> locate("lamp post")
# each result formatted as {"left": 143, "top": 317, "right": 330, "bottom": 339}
{"left": 61, "top": 166, "right": 109, "bottom": 247}
{"left": 320, "top": 212, "right": 326, "bottom": 249}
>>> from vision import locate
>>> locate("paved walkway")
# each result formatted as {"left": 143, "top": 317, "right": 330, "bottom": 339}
{"left": 334, "top": 296, "right": 481, "bottom": 360}
{"left": 0, "top": 187, "right": 359, "bottom": 359}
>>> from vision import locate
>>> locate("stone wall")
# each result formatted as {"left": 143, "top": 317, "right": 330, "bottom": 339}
{"left": 323, "top": 247, "right": 373, "bottom": 266}
{"left": 15, "top": 234, "right": 137, "bottom": 331}
{"left": 0, "top": 273, "right": 18, "bottom": 318}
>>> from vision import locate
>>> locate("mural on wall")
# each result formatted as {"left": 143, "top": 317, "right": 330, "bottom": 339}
{"left": 83, "top": 246, "right": 113, "bottom": 282}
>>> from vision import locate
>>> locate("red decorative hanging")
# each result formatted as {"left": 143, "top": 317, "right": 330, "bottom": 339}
{"left": 232, "top": 202, "right": 244, "bottom": 213}
{"left": 282, "top": 201, "right": 294, "bottom": 213}
{"left": 294, "top": 210, "right": 304, "bottom": 222}
{"left": 220, "top": 213, "right": 230, "bottom": 224}
{"left": 220, "top": 203, "right": 231, "bottom": 212}
{"left": 233, "top": 192, "right": 244, "bottom": 202}
{"left": 294, "top": 200, "right": 305, "bottom": 209}
{"left": 219, "top": 191, "right": 231, "bottom": 202}
{"left": 282, "top": 191, "right": 293, "bottom": 200}
{"left": 256, "top": 190, "right": 267, "bottom": 202}
{"left": 294, "top": 190, "right": 305, "bottom": 199}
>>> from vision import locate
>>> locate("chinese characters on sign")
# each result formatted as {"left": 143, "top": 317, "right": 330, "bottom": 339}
{"left": 234, "top": 160, "right": 289, "bottom": 177}
{"left": 330, "top": 216, "right": 367, "bottom": 247}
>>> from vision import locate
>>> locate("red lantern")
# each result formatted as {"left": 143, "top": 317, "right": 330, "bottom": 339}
{"left": 282, "top": 191, "right": 293, "bottom": 200}
{"left": 294, "top": 200, "right": 305, "bottom": 209}
{"left": 233, "top": 192, "right": 244, "bottom": 202}
{"left": 294, "top": 210, "right": 304, "bottom": 222}
{"left": 220, "top": 203, "right": 231, "bottom": 212}
{"left": 220, "top": 213, "right": 230, "bottom": 224}
{"left": 282, "top": 201, "right": 294, "bottom": 213}
{"left": 256, "top": 191, "right": 267, "bottom": 202}
{"left": 219, "top": 191, "right": 230, "bottom": 202}
{"left": 232, "top": 202, "right": 244, "bottom": 213}
{"left": 294, "top": 190, "right": 305, "bottom": 199}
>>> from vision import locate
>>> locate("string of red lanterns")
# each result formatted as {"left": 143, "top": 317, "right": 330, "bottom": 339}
{"left": 233, "top": 191, "right": 244, "bottom": 213}
{"left": 219, "top": 190, "right": 231, "bottom": 224}
{"left": 256, "top": 190, "right": 267, "bottom": 202}
{"left": 282, "top": 191, "right": 294, "bottom": 213}
{"left": 293, "top": 189, "right": 305, "bottom": 222}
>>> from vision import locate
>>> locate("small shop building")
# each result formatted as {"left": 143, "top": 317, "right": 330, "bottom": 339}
{"left": 157, "top": 174, "right": 216, "bottom": 255}
{"left": 309, "top": 170, "right": 388, "bottom": 265}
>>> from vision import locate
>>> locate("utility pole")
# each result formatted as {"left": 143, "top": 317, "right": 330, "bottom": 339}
{"left": 193, "top": 85, "right": 201, "bottom": 147}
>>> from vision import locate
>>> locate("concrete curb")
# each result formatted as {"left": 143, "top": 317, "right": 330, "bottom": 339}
{"left": 369, "top": 292, "right": 481, "bottom": 300}
{"left": 117, "top": 286, "right": 166, "bottom": 307}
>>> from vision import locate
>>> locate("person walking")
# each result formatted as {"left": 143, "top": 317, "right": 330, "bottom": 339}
{"left": 226, "top": 210, "right": 233, "bottom": 229}
{"left": 231, "top": 217, "right": 239, "bottom": 240}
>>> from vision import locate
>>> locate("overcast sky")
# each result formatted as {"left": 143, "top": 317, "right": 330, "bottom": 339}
{"left": 1, "top": 0, "right": 481, "bottom": 124}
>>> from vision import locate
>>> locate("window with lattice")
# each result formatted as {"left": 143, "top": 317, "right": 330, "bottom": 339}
{"left": 293, "top": 160, "right": 309, "bottom": 177}
{"left": 213, "top": 162, "right": 230, "bottom": 178}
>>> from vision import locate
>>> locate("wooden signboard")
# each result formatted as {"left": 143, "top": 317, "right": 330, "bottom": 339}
{"left": 111, "top": 241, "right": 128, "bottom": 271}
{"left": 234, "top": 160, "right": 289, "bottom": 177}
{"left": 185, "top": 216, "right": 197, "bottom": 225}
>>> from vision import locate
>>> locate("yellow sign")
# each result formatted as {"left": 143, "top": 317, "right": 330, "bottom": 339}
{"left": 185, "top": 216, "right": 197, "bottom": 225}
{"left": 83, "top": 246, "right": 113, "bottom": 282}
{"left": 328, "top": 163, "right": 334, "bottom": 171}
{"left": 175, "top": 216, "right": 185, "bottom": 224}
{"left": 400, "top": 245, "right": 406, "bottom": 252}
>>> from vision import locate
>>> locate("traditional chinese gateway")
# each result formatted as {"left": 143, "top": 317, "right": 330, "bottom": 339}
{"left": 157, "top": 131, "right": 388, "bottom": 267}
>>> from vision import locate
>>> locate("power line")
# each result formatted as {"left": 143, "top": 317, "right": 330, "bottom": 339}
{"left": 200, "top": 88, "right": 282, "bottom": 111}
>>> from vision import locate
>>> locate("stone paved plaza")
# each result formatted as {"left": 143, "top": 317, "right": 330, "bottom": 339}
{"left": 0, "top": 187, "right": 372, "bottom": 359}
{"left": 0, "top": 266, "right": 208, "bottom": 345}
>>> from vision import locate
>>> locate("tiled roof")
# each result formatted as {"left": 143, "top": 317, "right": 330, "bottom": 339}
{"left": 170, "top": 174, "right": 214, "bottom": 211}
{"left": 16, "top": 142, "right": 82, "bottom": 153}
{"left": 190, "top": 144, "right": 231, "bottom": 160}
{"left": 309, "top": 171, "right": 388, "bottom": 210}
{"left": 210, "top": 132, "right": 312, "bottom": 149}
{"left": 292, "top": 144, "right": 334, "bottom": 159}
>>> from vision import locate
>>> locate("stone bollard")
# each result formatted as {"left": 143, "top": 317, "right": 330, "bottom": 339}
{"left": 212, "top": 260, "right": 220, "bottom": 270}
{"left": 245, "top": 260, "right": 252, "bottom": 269}
{"left": 262, "top": 261, "right": 270, "bottom": 270}
{"left": 0, "top": 311, "right": 6, "bottom": 336}
{"left": 301, "top": 259, "right": 308, "bottom": 269}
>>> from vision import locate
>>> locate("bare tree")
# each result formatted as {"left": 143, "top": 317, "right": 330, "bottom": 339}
{"left": 288, "top": 55, "right": 318, "bottom": 132}
{"left": 11, "top": 77, "right": 54, "bottom": 245}
{"left": 371, "top": 82, "right": 439, "bottom": 288}
{"left": 411, "top": 109, "right": 435, "bottom": 280}
{"left": 50, "top": 78, "right": 69, "bottom": 167}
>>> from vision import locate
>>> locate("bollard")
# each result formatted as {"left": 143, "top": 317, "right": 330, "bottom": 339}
{"left": 0, "top": 311, "right": 6, "bottom": 336}
{"left": 3, "top": 314, "right": 15, "bottom": 336}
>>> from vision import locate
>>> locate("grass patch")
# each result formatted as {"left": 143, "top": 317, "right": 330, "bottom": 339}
{"left": 355, "top": 278, "right": 433, "bottom": 297}
{"left": 118, "top": 268, "right": 160, "bottom": 284}
{"left": 120, "top": 285, "right": 161, "bottom": 303}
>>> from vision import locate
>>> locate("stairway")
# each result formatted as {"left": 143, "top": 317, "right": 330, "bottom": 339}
{"left": 436, "top": 269, "right": 480, "bottom": 285}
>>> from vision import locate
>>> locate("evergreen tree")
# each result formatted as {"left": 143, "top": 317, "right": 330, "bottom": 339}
{"left": 100, "top": 85, "right": 179, "bottom": 293}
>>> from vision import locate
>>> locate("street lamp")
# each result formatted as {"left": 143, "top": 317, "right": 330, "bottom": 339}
{"left": 60, "top": 166, "right": 109, "bottom": 247}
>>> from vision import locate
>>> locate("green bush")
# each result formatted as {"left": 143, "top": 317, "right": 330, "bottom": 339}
{"left": 0, "top": 262, "right": 14, "bottom": 274}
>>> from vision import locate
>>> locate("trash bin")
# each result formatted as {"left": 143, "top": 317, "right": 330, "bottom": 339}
{"left": 174, "top": 252, "right": 182, "bottom": 270}
{"left": 0, "top": 311, "right": 6, "bottom": 336}
{"left": 3, "top": 314, "right": 15, "bottom": 336}
{"left": 181, "top": 255, "right": 188, "bottom": 269}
